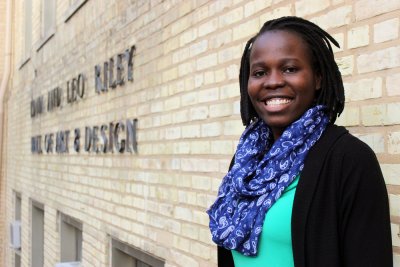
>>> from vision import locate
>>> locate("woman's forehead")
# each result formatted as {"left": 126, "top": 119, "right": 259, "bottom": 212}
{"left": 250, "top": 30, "right": 312, "bottom": 61}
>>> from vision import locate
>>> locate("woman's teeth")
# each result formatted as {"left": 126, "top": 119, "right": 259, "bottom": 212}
{"left": 265, "top": 98, "right": 292, "bottom": 105}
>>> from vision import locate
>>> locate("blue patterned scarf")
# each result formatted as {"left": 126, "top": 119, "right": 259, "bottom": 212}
{"left": 207, "top": 105, "right": 329, "bottom": 256}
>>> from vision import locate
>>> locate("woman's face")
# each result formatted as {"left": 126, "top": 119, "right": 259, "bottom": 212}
{"left": 248, "top": 30, "right": 321, "bottom": 140}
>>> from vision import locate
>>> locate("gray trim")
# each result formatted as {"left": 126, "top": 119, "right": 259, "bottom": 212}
{"left": 60, "top": 213, "right": 82, "bottom": 231}
{"left": 112, "top": 239, "right": 164, "bottom": 267}
{"left": 31, "top": 199, "right": 44, "bottom": 210}
{"left": 64, "top": 0, "right": 88, "bottom": 22}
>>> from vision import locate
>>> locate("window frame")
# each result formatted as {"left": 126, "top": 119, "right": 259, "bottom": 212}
{"left": 36, "top": 0, "right": 56, "bottom": 52}
{"left": 31, "top": 200, "right": 45, "bottom": 267}
{"left": 59, "top": 213, "right": 83, "bottom": 263}
{"left": 111, "top": 238, "right": 165, "bottom": 267}
{"left": 64, "top": 0, "right": 88, "bottom": 22}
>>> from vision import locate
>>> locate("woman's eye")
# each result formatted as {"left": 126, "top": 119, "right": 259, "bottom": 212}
{"left": 284, "top": 67, "right": 298, "bottom": 73}
{"left": 253, "top": 70, "right": 266, "bottom": 77}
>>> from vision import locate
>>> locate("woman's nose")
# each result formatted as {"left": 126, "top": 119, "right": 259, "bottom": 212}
{"left": 263, "top": 70, "right": 285, "bottom": 89}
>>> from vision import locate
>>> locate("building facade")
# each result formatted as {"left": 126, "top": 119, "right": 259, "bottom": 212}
{"left": 1, "top": 0, "right": 400, "bottom": 266}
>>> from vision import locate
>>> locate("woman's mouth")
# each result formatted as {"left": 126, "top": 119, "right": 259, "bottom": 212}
{"left": 264, "top": 98, "right": 293, "bottom": 106}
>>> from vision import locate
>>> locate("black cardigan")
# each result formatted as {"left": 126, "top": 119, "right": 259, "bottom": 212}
{"left": 218, "top": 125, "right": 392, "bottom": 267}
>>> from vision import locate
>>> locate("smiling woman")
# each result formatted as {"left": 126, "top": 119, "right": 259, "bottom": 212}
{"left": 207, "top": 16, "right": 392, "bottom": 267}
{"left": 247, "top": 30, "right": 321, "bottom": 140}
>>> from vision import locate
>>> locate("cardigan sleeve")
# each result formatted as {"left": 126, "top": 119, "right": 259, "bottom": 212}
{"left": 338, "top": 136, "right": 392, "bottom": 266}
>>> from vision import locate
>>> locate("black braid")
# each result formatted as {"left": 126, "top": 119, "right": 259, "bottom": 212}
{"left": 240, "top": 16, "right": 345, "bottom": 126}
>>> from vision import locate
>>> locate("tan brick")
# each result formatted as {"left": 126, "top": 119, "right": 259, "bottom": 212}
{"left": 178, "top": 61, "right": 195, "bottom": 77}
{"left": 232, "top": 17, "right": 259, "bottom": 41}
{"left": 193, "top": 210, "right": 209, "bottom": 225}
{"left": 394, "top": 254, "right": 400, "bottom": 267}
{"left": 381, "top": 164, "right": 400, "bottom": 186}
{"left": 171, "top": 251, "right": 199, "bottom": 267}
{"left": 162, "top": 67, "right": 178, "bottom": 82}
{"left": 244, "top": 1, "right": 256, "bottom": 17}
{"left": 198, "top": 18, "right": 218, "bottom": 37}
{"left": 220, "top": 83, "right": 240, "bottom": 99}
{"left": 173, "top": 141, "right": 190, "bottom": 154}
{"left": 223, "top": 120, "right": 245, "bottom": 136}
{"left": 311, "top": 5, "right": 352, "bottom": 30}
{"left": 387, "top": 103, "right": 400, "bottom": 125}
{"left": 336, "top": 106, "right": 361, "bottom": 126}
{"left": 204, "top": 71, "right": 215, "bottom": 85}
{"left": 295, "top": 0, "right": 329, "bottom": 17}
{"left": 192, "top": 175, "right": 212, "bottom": 191}
{"left": 355, "top": 0, "right": 400, "bottom": 21}
{"left": 331, "top": 32, "right": 344, "bottom": 52}
{"left": 218, "top": 44, "right": 242, "bottom": 64}
{"left": 356, "top": 133, "right": 384, "bottom": 153}
{"left": 180, "top": 28, "right": 198, "bottom": 46}
{"left": 181, "top": 158, "right": 220, "bottom": 172}
{"left": 336, "top": 55, "right": 354, "bottom": 76}
{"left": 179, "top": 1, "right": 193, "bottom": 16}
{"left": 210, "top": 140, "right": 234, "bottom": 155}
{"left": 164, "top": 96, "right": 181, "bottom": 111}
{"left": 194, "top": 73, "right": 204, "bottom": 88}
{"left": 233, "top": 100, "right": 240, "bottom": 115}
{"left": 357, "top": 46, "right": 400, "bottom": 74}
{"left": 347, "top": 25, "right": 369, "bottom": 49}
{"left": 151, "top": 100, "right": 164, "bottom": 113}
{"left": 374, "top": 18, "right": 399, "bottom": 43}
{"left": 181, "top": 223, "right": 199, "bottom": 240}
{"left": 198, "top": 88, "right": 219, "bottom": 103}
{"left": 210, "top": 29, "right": 233, "bottom": 49}
{"left": 209, "top": 103, "right": 233, "bottom": 118}
{"left": 163, "top": 36, "right": 180, "bottom": 54}
{"left": 181, "top": 125, "right": 200, "bottom": 138}
{"left": 388, "top": 132, "right": 400, "bottom": 154}
{"left": 172, "top": 47, "right": 190, "bottom": 64}
{"left": 201, "top": 122, "right": 222, "bottom": 137}
{"left": 361, "top": 104, "right": 385, "bottom": 126}
{"left": 171, "top": 16, "right": 191, "bottom": 36}
{"left": 386, "top": 73, "right": 400, "bottom": 96}
{"left": 189, "top": 40, "right": 208, "bottom": 57}
{"left": 172, "top": 235, "right": 191, "bottom": 253}
{"left": 190, "top": 141, "right": 211, "bottom": 154}
{"left": 165, "top": 126, "right": 181, "bottom": 140}
{"left": 391, "top": 224, "right": 400, "bottom": 247}
{"left": 389, "top": 194, "right": 400, "bottom": 216}
{"left": 198, "top": 227, "right": 213, "bottom": 244}
{"left": 196, "top": 53, "right": 218, "bottom": 70}
{"left": 226, "top": 64, "right": 239, "bottom": 80}
{"left": 190, "top": 242, "right": 211, "bottom": 260}
{"left": 260, "top": 5, "right": 292, "bottom": 23}
{"left": 190, "top": 106, "right": 209, "bottom": 120}
{"left": 344, "top": 77, "right": 382, "bottom": 101}
{"left": 181, "top": 91, "right": 198, "bottom": 106}
{"left": 219, "top": 6, "right": 243, "bottom": 27}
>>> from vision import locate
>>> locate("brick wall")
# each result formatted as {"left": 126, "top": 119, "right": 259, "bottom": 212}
{"left": 2, "top": 0, "right": 400, "bottom": 266}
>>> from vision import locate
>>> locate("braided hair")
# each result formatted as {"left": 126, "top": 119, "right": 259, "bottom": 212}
{"left": 239, "top": 16, "right": 345, "bottom": 126}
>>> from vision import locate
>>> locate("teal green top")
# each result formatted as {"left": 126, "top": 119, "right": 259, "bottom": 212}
{"left": 232, "top": 176, "right": 299, "bottom": 267}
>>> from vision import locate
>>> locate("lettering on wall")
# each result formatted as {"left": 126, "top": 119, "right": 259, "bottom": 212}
{"left": 30, "top": 45, "right": 138, "bottom": 155}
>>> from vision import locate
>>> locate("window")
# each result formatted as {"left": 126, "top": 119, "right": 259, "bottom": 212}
{"left": 36, "top": 0, "right": 56, "bottom": 51}
{"left": 20, "top": 0, "right": 32, "bottom": 68}
{"left": 31, "top": 201, "right": 44, "bottom": 267}
{"left": 64, "top": 0, "right": 88, "bottom": 22}
{"left": 111, "top": 239, "right": 164, "bottom": 267}
{"left": 13, "top": 192, "right": 22, "bottom": 267}
{"left": 60, "top": 213, "right": 82, "bottom": 263}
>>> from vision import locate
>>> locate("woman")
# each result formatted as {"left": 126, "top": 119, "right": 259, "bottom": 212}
{"left": 207, "top": 16, "right": 392, "bottom": 267}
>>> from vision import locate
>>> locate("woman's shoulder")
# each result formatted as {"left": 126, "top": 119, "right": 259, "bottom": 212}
{"left": 323, "top": 124, "right": 378, "bottom": 161}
